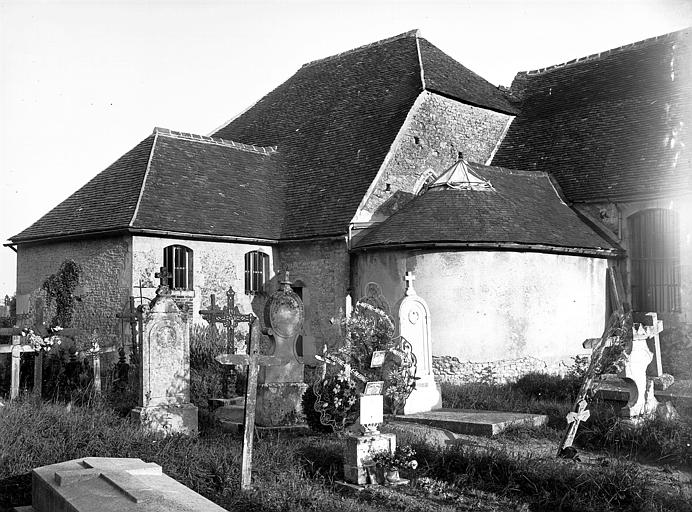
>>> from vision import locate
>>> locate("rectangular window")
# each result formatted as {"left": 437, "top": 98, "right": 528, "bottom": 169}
{"left": 164, "top": 245, "right": 194, "bottom": 290}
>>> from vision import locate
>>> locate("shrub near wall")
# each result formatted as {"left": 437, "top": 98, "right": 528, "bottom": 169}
{"left": 660, "top": 325, "right": 692, "bottom": 379}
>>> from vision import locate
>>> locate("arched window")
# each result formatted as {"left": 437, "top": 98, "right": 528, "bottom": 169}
{"left": 244, "top": 250, "right": 269, "bottom": 294}
{"left": 163, "top": 245, "right": 194, "bottom": 290}
{"left": 629, "top": 209, "right": 680, "bottom": 312}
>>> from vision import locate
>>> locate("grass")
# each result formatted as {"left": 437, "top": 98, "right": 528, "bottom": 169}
{"left": 2, "top": 397, "right": 691, "bottom": 512}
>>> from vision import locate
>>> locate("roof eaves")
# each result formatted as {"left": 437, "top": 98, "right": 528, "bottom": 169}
{"left": 351, "top": 240, "right": 620, "bottom": 258}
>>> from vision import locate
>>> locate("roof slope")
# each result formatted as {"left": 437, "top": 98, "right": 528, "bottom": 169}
{"left": 11, "top": 129, "right": 282, "bottom": 243}
{"left": 352, "top": 163, "right": 616, "bottom": 254}
{"left": 11, "top": 135, "right": 156, "bottom": 242}
{"left": 213, "top": 30, "right": 515, "bottom": 239}
{"left": 493, "top": 28, "right": 692, "bottom": 202}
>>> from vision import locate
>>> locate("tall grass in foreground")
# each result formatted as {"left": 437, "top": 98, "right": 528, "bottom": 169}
{"left": 2, "top": 398, "right": 690, "bottom": 512}
{"left": 441, "top": 378, "right": 692, "bottom": 466}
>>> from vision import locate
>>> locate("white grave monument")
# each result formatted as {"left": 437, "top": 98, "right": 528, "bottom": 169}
{"left": 397, "top": 272, "right": 441, "bottom": 415}
{"left": 15, "top": 457, "right": 226, "bottom": 512}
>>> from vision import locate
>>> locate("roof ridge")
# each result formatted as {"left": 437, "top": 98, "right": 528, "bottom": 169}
{"left": 300, "top": 29, "right": 420, "bottom": 69}
{"left": 518, "top": 27, "right": 690, "bottom": 77}
{"left": 153, "top": 127, "right": 277, "bottom": 155}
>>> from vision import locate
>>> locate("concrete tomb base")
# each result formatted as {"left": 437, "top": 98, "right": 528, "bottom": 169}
{"left": 255, "top": 382, "right": 308, "bottom": 427}
{"left": 402, "top": 378, "right": 442, "bottom": 415}
{"left": 342, "top": 432, "right": 396, "bottom": 486}
{"left": 131, "top": 402, "right": 198, "bottom": 435}
{"left": 18, "top": 457, "right": 225, "bottom": 512}
{"left": 391, "top": 408, "right": 548, "bottom": 437}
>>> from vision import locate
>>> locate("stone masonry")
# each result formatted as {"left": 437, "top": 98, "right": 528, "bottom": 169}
{"left": 433, "top": 355, "right": 575, "bottom": 385}
{"left": 360, "top": 92, "right": 512, "bottom": 222}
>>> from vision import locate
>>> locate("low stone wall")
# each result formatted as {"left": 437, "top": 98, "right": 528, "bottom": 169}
{"left": 432, "top": 355, "right": 571, "bottom": 385}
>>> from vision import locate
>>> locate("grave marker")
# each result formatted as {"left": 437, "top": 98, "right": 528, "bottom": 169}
{"left": 216, "top": 317, "right": 282, "bottom": 490}
{"left": 199, "top": 293, "right": 223, "bottom": 336}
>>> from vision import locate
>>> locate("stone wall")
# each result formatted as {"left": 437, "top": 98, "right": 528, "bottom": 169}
{"left": 432, "top": 355, "right": 575, "bottom": 385}
{"left": 277, "top": 238, "right": 350, "bottom": 359}
{"left": 131, "top": 236, "right": 277, "bottom": 327}
{"left": 575, "top": 193, "right": 692, "bottom": 326}
{"left": 357, "top": 92, "right": 512, "bottom": 222}
{"left": 15, "top": 236, "right": 132, "bottom": 348}
{"left": 352, "top": 248, "right": 609, "bottom": 365}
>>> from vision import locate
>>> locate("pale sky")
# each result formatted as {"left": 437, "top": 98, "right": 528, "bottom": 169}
{"left": 1, "top": 0, "right": 691, "bottom": 299}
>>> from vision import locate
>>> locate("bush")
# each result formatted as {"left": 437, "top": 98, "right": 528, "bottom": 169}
{"left": 512, "top": 372, "right": 580, "bottom": 402}
{"left": 660, "top": 326, "right": 692, "bottom": 379}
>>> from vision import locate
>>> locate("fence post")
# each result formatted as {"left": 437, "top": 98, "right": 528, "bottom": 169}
{"left": 33, "top": 351, "right": 43, "bottom": 397}
{"left": 10, "top": 336, "right": 21, "bottom": 400}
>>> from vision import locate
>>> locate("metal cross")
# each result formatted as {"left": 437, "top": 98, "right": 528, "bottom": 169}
{"left": 216, "top": 318, "right": 282, "bottom": 490}
{"left": 404, "top": 271, "right": 416, "bottom": 296}
{"left": 116, "top": 297, "right": 142, "bottom": 355}
{"left": 199, "top": 293, "right": 223, "bottom": 336}
{"left": 223, "top": 286, "right": 253, "bottom": 354}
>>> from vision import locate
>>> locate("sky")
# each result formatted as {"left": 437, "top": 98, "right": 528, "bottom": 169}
{"left": 1, "top": 0, "right": 691, "bottom": 299}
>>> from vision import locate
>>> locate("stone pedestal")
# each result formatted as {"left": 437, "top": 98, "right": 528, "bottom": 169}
{"left": 255, "top": 272, "right": 306, "bottom": 427}
{"left": 131, "top": 284, "right": 198, "bottom": 434}
{"left": 343, "top": 433, "right": 396, "bottom": 485}
{"left": 397, "top": 272, "right": 442, "bottom": 415}
{"left": 255, "top": 382, "right": 309, "bottom": 427}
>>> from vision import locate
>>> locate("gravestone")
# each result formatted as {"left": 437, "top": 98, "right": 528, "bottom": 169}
{"left": 17, "top": 457, "right": 226, "bottom": 512}
{"left": 255, "top": 271, "right": 307, "bottom": 427}
{"left": 619, "top": 315, "right": 663, "bottom": 419}
{"left": 396, "top": 272, "right": 441, "bottom": 414}
{"left": 131, "top": 269, "right": 198, "bottom": 434}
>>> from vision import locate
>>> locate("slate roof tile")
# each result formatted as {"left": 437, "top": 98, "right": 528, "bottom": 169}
{"left": 493, "top": 28, "right": 692, "bottom": 202}
{"left": 353, "top": 163, "right": 616, "bottom": 253}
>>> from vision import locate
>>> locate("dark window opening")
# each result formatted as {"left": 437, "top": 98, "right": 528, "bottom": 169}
{"left": 244, "top": 251, "right": 269, "bottom": 294}
{"left": 629, "top": 208, "right": 680, "bottom": 313}
{"left": 163, "top": 245, "right": 193, "bottom": 290}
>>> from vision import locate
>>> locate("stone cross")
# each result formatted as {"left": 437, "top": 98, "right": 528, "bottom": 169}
{"left": 215, "top": 317, "right": 282, "bottom": 490}
{"left": 154, "top": 266, "right": 170, "bottom": 291}
{"left": 404, "top": 271, "right": 416, "bottom": 296}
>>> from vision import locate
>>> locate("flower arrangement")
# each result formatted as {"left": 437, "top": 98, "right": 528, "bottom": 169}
{"left": 21, "top": 325, "right": 64, "bottom": 352}
{"left": 370, "top": 445, "right": 418, "bottom": 472}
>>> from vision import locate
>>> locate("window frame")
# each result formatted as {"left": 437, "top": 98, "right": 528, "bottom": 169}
{"left": 244, "top": 250, "right": 269, "bottom": 294}
{"left": 163, "top": 245, "right": 194, "bottom": 291}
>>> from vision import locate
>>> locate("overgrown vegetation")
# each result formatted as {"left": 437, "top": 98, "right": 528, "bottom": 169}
{"left": 1, "top": 398, "right": 689, "bottom": 512}
{"left": 41, "top": 260, "right": 82, "bottom": 328}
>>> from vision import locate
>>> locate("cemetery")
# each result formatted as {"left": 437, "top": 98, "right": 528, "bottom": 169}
{"left": 0, "top": 264, "right": 691, "bottom": 512}
{"left": 1, "top": 25, "right": 691, "bottom": 512}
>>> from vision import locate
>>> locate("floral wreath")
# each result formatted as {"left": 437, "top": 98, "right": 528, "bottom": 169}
{"left": 21, "top": 325, "right": 64, "bottom": 352}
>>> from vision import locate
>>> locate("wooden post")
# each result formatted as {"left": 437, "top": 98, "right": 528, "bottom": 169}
{"left": 10, "top": 336, "right": 21, "bottom": 400}
{"left": 215, "top": 318, "right": 282, "bottom": 490}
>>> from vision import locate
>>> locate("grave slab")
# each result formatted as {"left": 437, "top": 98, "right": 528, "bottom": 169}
{"left": 389, "top": 408, "right": 548, "bottom": 437}
{"left": 25, "top": 457, "right": 226, "bottom": 512}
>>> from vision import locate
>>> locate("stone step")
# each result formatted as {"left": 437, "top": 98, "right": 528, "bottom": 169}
{"left": 390, "top": 408, "right": 548, "bottom": 437}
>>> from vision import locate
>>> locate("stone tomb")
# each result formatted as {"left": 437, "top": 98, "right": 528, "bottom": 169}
{"left": 397, "top": 272, "right": 442, "bottom": 414}
{"left": 131, "top": 279, "right": 198, "bottom": 434}
{"left": 16, "top": 457, "right": 226, "bottom": 512}
{"left": 255, "top": 272, "right": 307, "bottom": 427}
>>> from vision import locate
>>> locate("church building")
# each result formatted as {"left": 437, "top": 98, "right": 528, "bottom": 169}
{"left": 8, "top": 28, "right": 691, "bottom": 377}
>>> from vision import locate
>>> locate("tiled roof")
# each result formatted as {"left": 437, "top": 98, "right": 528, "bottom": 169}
{"left": 212, "top": 30, "right": 515, "bottom": 239}
{"left": 352, "top": 163, "right": 617, "bottom": 255}
{"left": 11, "top": 129, "right": 282, "bottom": 243}
{"left": 493, "top": 28, "right": 692, "bottom": 202}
